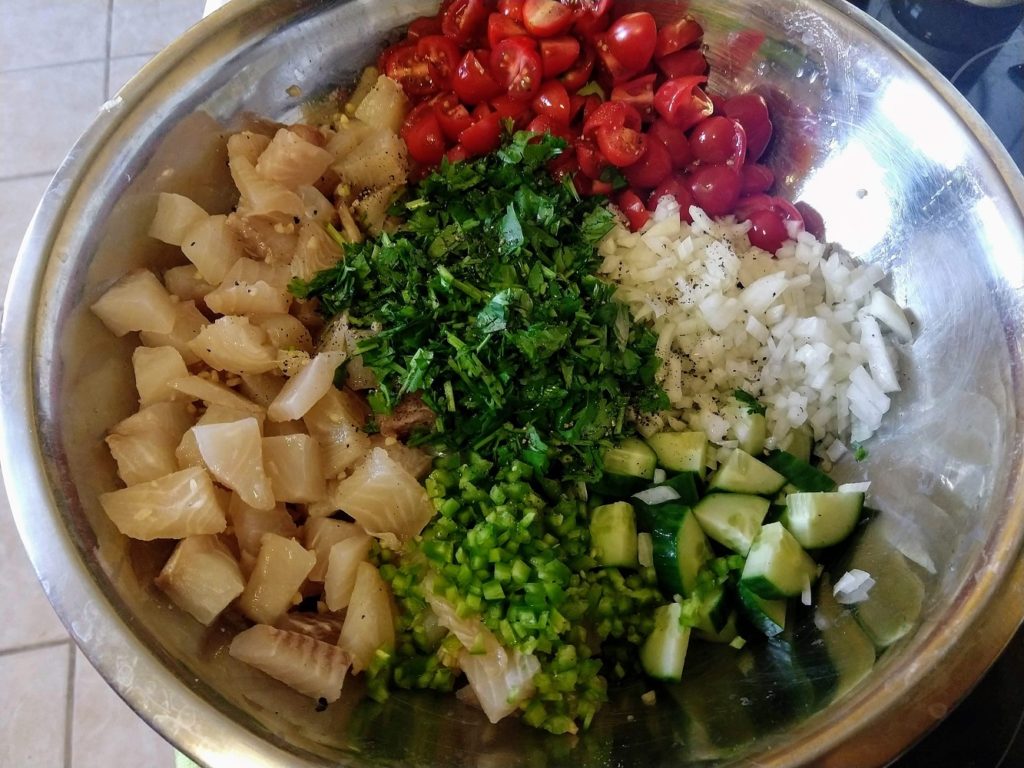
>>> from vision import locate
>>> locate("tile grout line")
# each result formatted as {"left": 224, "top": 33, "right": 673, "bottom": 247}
{"left": 0, "top": 53, "right": 157, "bottom": 77}
{"left": 0, "top": 170, "right": 58, "bottom": 183}
{"left": 64, "top": 642, "right": 76, "bottom": 768}
{"left": 0, "top": 637, "right": 70, "bottom": 658}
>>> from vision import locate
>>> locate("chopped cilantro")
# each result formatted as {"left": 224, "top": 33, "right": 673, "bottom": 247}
{"left": 853, "top": 443, "right": 868, "bottom": 462}
{"left": 733, "top": 388, "right": 767, "bottom": 416}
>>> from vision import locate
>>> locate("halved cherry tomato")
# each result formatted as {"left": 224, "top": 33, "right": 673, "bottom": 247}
{"left": 690, "top": 115, "right": 747, "bottom": 167}
{"left": 559, "top": 45, "right": 595, "bottom": 91}
{"left": 491, "top": 37, "right": 544, "bottom": 101}
{"left": 657, "top": 48, "right": 708, "bottom": 79}
{"left": 574, "top": 173, "right": 614, "bottom": 197}
{"left": 654, "top": 76, "right": 713, "bottom": 131}
{"left": 407, "top": 15, "right": 444, "bottom": 41}
{"left": 735, "top": 194, "right": 804, "bottom": 226}
{"left": 745, "top": 208, "right": 788, "bottom": 252}
{"left": 572, "top": 0, "right": 612, "bottom": 38}
{"left": 442, "top": 0, "right": 489, "bottom": 44}
{"left": 623, "top": 136, "right": 672, "bottom": 190}
{"left": 487, "top": 13, "right": 527, "bottom": 48}
{"left": 740, "top": 164, "right": 774, "bottom": 195}
{"left": 794, "top": 201, "right": 825, "bottom": 240}
{"left": 402, "top": 103, "right": 447, "bottom": 166}
{"left": 532, "top": 80, "right": 571, "bottom": 125}
{"left": 648, "top": 175, "right": 695, "bottom": 220}
{"left": 580, "top": 93, "right": 603, "bottom": 124}
{"left": 491, "top": 93, "right": 533, "bottom": 127}
{"left": 523, "top": 0, "right": 576, "bottom": 37}
{"left": 709, "top": 93, "right": 728, "bottom": 115}
{"left": 594, "top": 34, "right": 637, "bottom": 83}
{"left": 583, "top": 100, "right": 642, "bottom": 138}
{"left": 611, "top": 74, "right": 656, "bottom": 122}
{"left": 576, "top": 137, "right": 609, "bottom": 180}
{"left": 547, "top": 146, "right": 579, "bottom": 182}
{"left": 498, "top": 0, "right": 526, "bottom": 23}
{"left": 606, "top": 12, "right": 657, "bottom": 73}
{"left": 459, "top": 110, "right": 503, "bottom": 156}
{"left": 654, "top": 16, "right": 703, "bottom": 58}
{"left": 527, "top": 114, "right": 573, "bottom": 140}
{"left": 453, "top": 51, "right": 503, "bottom": 104}
{"left": 540, "top": 36, "right": 581, "bottom": 78}
{"left": 595, "top": 125, "right": 646, "bottom": 167}
{"left": 417, "top": 35, "right": 461, "bottom": 85}
{"left": 433, "top": 91, "right": 474, "bottom": 141}
{"left": 723, "top": 92, "right": 773, "bottom": 161}
{"left": 649, "top": 119, "right": 692, "bottom": 168}
{"left": 383, "top": 44, "right": 441, "bottom": 97}
{"left": 689, "top": 164, "right": 741, "bottom": 216}
{"left": 617, "top": 189, "right": 651, "bottom": 231}
{"left": 446, "top": 143, "right": 471, "bottom": 164}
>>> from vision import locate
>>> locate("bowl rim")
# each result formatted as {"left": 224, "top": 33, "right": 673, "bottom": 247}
{"left": 2, "top": 1, "right": 1024, "bottom": 766}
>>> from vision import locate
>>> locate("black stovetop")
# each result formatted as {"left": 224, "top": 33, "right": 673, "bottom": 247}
{"left": 852, "top": 2, "right": 1024, "bottom": 765}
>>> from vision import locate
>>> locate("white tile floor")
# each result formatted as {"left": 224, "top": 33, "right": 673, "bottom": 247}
{"left": 0, "top": 2, "right": 206, "bottom": 764}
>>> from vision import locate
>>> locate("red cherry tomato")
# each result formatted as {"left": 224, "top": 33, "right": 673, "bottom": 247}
{"left": 527, "top": 114, "right": 573, "bottom": 140}
{"left": 580, "top": 93, "right": 603, "bottom": 124}
{"left": 407, "top": 15, "right": 444, "bottom": 41}
{"left": 735, "top": 194, "right": 804, "bottom": 226}
{"left": 383, "top": 44, "right": 442, "bottom": 97}
{"left": 657, "top": 48, "right": 708, "bottom": 79}
{"left": 654, "top": 76, "right": 713, "bottom": 131}
{"left": 433, "top": 91, "right": 474, "bottom": 141}
{"left": 452, "top": 51, "right": 503, "bottom": 104}
{"left": 710, "top": 92, "right": 728, "bottom": 115}
{"left": 446, "top": 143, "right": 471, "bottom": 164}
{"left": 648, "top": 175, "right": 695, "bottom": 220}
{"left": 740, "top": 164, "right": 775, "bottom": 195}
{"left": 416, "top": 35, "right": 461, "bottom": 85}
{"left": 491, "top": 37, "right": 544, "bottom": 101}
{"left": 574, "top": 173, "right": 614, "bottom": 197}
{"left": 487, "top": 13, "right": 527, "bottom": 48}
{"left": 746, "top": 209, "right": 788, "bottom": 252}
{"left": 532, "top": 80, "right": 571, "bottom": 125}
{"left": 576, "top": 138, "right": 609, "bottom": 180}
{"left": 610, "top": 73, "right": 657, "bottom": 122}
{"left": 690, "top": 116, "right": 747, "bottom": 167}
{"left": 583, "top": 100, "right": 642, "bottom": 138}
{"left": 605, "top": 12, "right": 657, "bottom": 73}
{"left": 523, "top": 0, "right": 576, "bottom": 37}
{"left": 617, "top": 190, "right": 651, "bottom": 231}
{"left": 595, "top": 125, "right": 646, "bottom": 167}
{"left": 491, "top": 93, "right": 533, "bottom": 127}
{"left": 654, "top": 16, "right": 704, "bottom": 58}
{"left": 539, "top": 36, "right": 580, "bottom": 78}
{"left": 572, "top": 0, "right": 612, "bottom": 38}
{"left": 402, "top": 103, "right": 447, "bottom": 166}
{"left": 689, "top": 164, "right": 742, "bottom": 216}
{"left": 623, "top": 136, "right": 672, "bottom": 190}
{"left": 794, "top": 201, "right": 825, "bottom": 241}
{"left": 498, "top": 0, "right": 525, "bottom": 23}
{"left": 548, "top": 146, "right": 579, "bottom": 182}
{"left": 559, "top": 45, "right": 595, "bottom": 91}
{"left": 442, "top": 0, "right": 489, "bottom": 44}
{"left": 723, "top": 92, "right": 773, "bottom": 161}
{"left": 459, "top": 110, "right": 503, "bottom": 156}
{"left": 594, "top": 33, "right": 637, "bottom": 83}
{"left": 649, "top": 119, "right": 692, "bottom": 168}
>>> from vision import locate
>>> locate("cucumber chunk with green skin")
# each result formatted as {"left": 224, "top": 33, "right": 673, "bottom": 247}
{"left": 662, "top": 471, "right": 701, "bottom": 506}
{"left": 645, "top": 431, "right": 707, "bottom": 473}
{"left": 648, "top": 503, "right": 712, "bottom": 597}
{"left": 845, "top": 534, "right": 924, "bottom": 649}
{"left": 709, "top": 449, "right": 787, "bottom": 496}
{"left": 603, "top": 437, "right": 657, "bottom": 479}
{"left": 735, "top": 412, "right": 766, "bottom": 456}
{"left": 780, "top": 491, "right": 864, "bottom": 549}
{"left": 779, "top": 426, "right": 813, "bottom": 463}
{"left": 763, "top": 450, "right": 837, "bottom": 492}
{"left": 737, "top": 583, "right": 787, "bottom": 638}
{"left": 641, "top": 602, "right": 692, "bottom": 681}
{"left": 694, "top": 611, "right": 739, "bottom": 644}
{"left": 741, "top": 522, "right": 818, "bottom": 599}
{"left": 693, "top": 493, "right": 771, "bottom": 556}
{"left": 590, "top": 502, "right": 638, "bottom": 568}
{"left": 691, "top": 581, "right": 732, "bottom": 634}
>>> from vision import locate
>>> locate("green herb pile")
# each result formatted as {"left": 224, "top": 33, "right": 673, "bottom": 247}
{"left": 292, "top": 131, "right": 666, "bottom": 480}
{"left": 291, "top": 132, "right": 670, "bottom": 735}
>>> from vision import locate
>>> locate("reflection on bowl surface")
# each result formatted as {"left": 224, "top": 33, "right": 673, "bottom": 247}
{"left": 2, "top": 1, "right": 1024, "bottom": 766}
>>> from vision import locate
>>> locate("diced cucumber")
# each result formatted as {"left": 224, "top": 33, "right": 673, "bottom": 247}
{"left": 763, "top": 450, "right": 837, "bottom": 492}
{"left": 815, "top": 576, "right": 876, "bottom": 699}
{"left": 645, "top": 431, "right": 708, "bottom": 474}
{"left": 735, "top": 412, "right": 766, "bottom": 456}
{"left": 640, "top": 602, "right": 692, "bottom": 681}
{"left": 693, "top": 493, "right": 771, "bottom": 556}
{"left": 780, "top": 492, "right": 864, "bottom": 549}
{"left": 779, "top": 426, "right": 813, "bottom": 463}
{"left": 740, "top": 522, "right": 818, "bottom": 599}
{"left": 694, "top": 611, "right": 739, "bottom": 644}
{"left": 662, "top": 471, "right": 701, "bottom": 506}
{"left": 691, "top": 582, "right": 731, "bottom": 634}
{"left": 737, "top": 583, "right": 787, "bottom": 638}
{"left": 603, "top": 437, "right": 658, "bottom": 479}
{"left": 845, "top": 532, "right": 924, "bottom": 649}
{"left": 590, "top": 502, "right": 638, "bottom": 568}
{"left": 648, "top": 503, "right": 712, "bottom": 597}
{"left": 708, "top": 449, "right": 787, "bottom": 496}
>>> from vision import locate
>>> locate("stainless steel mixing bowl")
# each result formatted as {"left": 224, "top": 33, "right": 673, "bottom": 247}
{"left": 3, "top": 1, "right": 1024, "bottom": 765}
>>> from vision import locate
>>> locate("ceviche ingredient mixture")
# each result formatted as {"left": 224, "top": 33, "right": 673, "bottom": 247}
{"left": 90, "top": 0, "right": 917, "bottom": 738}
